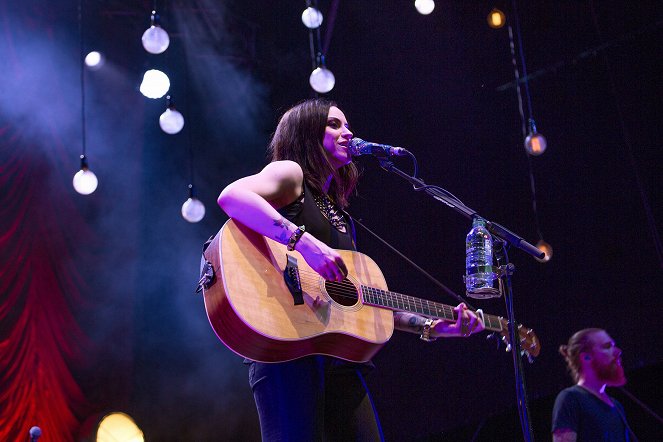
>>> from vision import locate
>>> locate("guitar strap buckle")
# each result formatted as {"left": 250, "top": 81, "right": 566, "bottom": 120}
{"left": 196, "top": 260, "right": 216, "bottom": 294}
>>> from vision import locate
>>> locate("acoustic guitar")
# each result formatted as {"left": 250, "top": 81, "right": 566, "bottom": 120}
{"left": 202, "top": 219, "right": 540, "bottom": 363}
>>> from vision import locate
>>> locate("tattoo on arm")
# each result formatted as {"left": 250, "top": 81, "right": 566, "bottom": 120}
{"left": 394, "top": 312, "right": 424, "bottom": 333}
{"left": 273, "top": 217, "right": 295, "bottom": 244}
{"left": 409, "top": 316, "right": 423, "bottom": 332}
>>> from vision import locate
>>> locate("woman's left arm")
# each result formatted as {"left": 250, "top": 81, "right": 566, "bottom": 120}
{"left": 393, "top": 303, "right": 484, "bottom": 339}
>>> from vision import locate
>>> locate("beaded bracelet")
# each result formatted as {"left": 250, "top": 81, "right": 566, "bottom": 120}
{"left": 287, "top": 225, "right": 306, "bottom": 251}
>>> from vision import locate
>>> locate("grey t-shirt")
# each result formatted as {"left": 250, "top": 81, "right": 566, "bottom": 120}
{"left": 552, "top": 385, "right": 631, "bottom": 441}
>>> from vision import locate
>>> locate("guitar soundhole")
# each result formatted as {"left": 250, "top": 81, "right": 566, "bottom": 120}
{"left": 324, "top": 279, "right": 359, "bottom": 307}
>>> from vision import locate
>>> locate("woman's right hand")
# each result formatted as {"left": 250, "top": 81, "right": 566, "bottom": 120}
{"left": 294, "top": 232, "right": 348, "bottom": 282}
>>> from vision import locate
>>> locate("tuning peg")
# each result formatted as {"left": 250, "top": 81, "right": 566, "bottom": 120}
{"left": 520, "top": 349, "right": 535, "bottom": 364}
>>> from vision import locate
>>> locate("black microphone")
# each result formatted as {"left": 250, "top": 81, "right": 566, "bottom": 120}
{"left": 348, "top": 137, "right": 409, "bottom": 157}
{"left": 29, "top": 426, "right": 42, "bottom": 442}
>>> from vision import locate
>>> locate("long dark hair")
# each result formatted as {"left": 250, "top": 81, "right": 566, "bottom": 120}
{"left": 268, "top": 98, "right": 359, "bottom": 208}
{"left": 559, "top": 328, "right": 603, "bottom": 382}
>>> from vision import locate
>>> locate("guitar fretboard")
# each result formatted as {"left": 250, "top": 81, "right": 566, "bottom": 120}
{"left": 360, "top": 285, "right": 504, "bottom": 332}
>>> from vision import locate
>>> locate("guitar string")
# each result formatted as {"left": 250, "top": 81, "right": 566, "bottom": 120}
{"left": 293, "top": 274, "right": 525, "bottom": 348}
{"left": 295, "top": 268, "right": 455, "bottom": 311}
{"left": 294, "top": 267, "right": 440, "bottom": 305}
{"left": 279, "top": 271, "right": 523, "bottom": 342}
{"left": 292, "top": 268, "right": 511, "bottom": 330}
{"left": 294, "top": 268, "right": 460, "bottom": 320}
{"left": 283, "top": 268, "right": 528, "bottom": 345}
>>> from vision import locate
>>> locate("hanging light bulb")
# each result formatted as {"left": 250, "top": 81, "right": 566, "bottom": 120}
{"left": 301, "top": 6, "right": 323, "bottom": 29}
{"left": 309, "top": 66, "right": 335, "bottom": 93}
{"left": 487, "top": 8, "right": 506, "bottom": 29}
{"left": 309, "top": 55, "right": 335, "bottom": 94}
{"left": 140, "top": 69, "right": 170, "bottom": 99}
{"left": 84, "top": 51, "right": 104, "bottom": 70}
{"left": 73, "top": 155, "right": 98, "bottom": 195}
{"left": 159, "top": 95, "right": 185, "bottom": 134}
{"left": 159, "top": 107, "right": 184, "bottom": 134}
{"left": 524, "top": 118, "right": 548, "bottom": 156}
{"left": 181, "top": 184, "right": 205, "bottom": 223}
{"left": 414, "top": 0, "right": 435, "bottom": 15}
{"left": 535, "top": 239, "right": 553, "bottom": 263}
{"left": 142, "top": 10, "right": 170, "bottom": 55}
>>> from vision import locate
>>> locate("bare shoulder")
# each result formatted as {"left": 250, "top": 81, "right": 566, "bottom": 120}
{"left": 261, "top": 160, "right": 303, "bottom": 184}
{"left": 552, "top": 428, "right": 577, "bottom": 442}
{"left": 219, "top": 160, "right": 303, "bottom": 208}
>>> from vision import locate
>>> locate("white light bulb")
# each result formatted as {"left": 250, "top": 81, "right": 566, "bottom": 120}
{"left": 159, "top": 108, "right": 185, "bottom": 134}
{"left": 142, "top": 25, "right": 170, "bottom": 54}
{"left": 301, "top": 7, "right": 323, "bottom": 29}
{"left": 181, "top": 197, "right": 205, "bottom": 223}
{"left": 414, "top": 0, "right": 435, "bottom": 15}
{"left": 73, "top": 169, "right": 98, "bottom": 195}
{"left": 309, "top": 67, "right": 335, "bottom": 93}
{"left": 140, "top": 69, "right": 170, "bottom": 99}
{"left": 524, "top": 132, "right": 548, "bottom": 156}
{"left": 84, "top": 51, "right": 104, "bottom": 70}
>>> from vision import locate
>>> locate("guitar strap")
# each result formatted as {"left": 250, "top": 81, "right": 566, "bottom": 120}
{"left": 196, "top": 234, "right": 216, "bottom": 294}
{"left": 341, "top": 208, "right": 358, "bottom": 249}
{"left": 613, "top": 400, "right": 639, "bottom": 442}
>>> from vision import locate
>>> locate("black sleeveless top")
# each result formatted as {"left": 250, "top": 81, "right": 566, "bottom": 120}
{"left": 272, "top": 183, "right": 375, "bottom": 370}
{"left": 277, "top": 183, "right": 356, "bottom": 251}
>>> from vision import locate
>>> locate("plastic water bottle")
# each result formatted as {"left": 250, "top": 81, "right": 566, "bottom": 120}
{"left": 465, "top": 217, "right": 495, "bottom": 296}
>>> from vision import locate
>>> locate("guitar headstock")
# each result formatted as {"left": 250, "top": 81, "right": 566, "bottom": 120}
{"left": 498, "top": 318, "right": 541, "bottom": 361}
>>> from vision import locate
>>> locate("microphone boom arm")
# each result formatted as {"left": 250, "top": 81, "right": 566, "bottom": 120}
{"left": 376, "top": 158, "right": 543, "bottom": 260}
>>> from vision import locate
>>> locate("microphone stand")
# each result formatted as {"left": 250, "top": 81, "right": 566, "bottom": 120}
{"left": 376, "top": 156, "right": 541, "bottom": 442}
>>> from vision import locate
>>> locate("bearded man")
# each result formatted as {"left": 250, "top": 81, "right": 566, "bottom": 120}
{"left": 552, "top": 328, "right": 637, "bottom": 442}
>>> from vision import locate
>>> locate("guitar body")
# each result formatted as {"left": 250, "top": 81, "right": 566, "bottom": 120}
{"left": 203, "top": 219, "right": 395, "bottom": 363}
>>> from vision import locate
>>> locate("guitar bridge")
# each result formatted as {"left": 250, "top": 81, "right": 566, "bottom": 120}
{"left": 283, "top": 255, "right": 304, "bottom": 305}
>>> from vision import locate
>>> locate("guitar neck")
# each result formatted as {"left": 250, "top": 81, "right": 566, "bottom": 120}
{"left": 360, "top": 285, "right": 504, "bottom": 332}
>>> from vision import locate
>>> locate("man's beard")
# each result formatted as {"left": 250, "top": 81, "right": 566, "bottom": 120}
{"left": 593, "top": 357, "right": 626, "bottom": 386}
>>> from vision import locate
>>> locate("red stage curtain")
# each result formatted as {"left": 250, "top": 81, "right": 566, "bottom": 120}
{"left": 0, "top": 2, "right": 122, "bottom": 438}
{"left": 0, "top": 123, "right": 94, "bottom": 440}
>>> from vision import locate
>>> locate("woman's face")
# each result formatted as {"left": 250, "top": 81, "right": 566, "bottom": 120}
{"left": 322, "top": 106, "right": 353, "bottom": 169}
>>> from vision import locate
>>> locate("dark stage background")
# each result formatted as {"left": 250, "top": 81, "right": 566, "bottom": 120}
{"left": 1, "top": 0, "right": 662, "bottom": 440}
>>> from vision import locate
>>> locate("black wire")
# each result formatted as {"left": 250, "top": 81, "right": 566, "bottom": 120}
{"left": 406, "top": 150, "right": 418, "bottom": 178}
{"left": 305, "top": 0, "right": 317, "bottom": 71}
{"left": 511, "top": 0, "right": 533, "bottom": 121}
{"left": 184, "top": 47, "right": 195, "bottom": 190}
{"left": 312, "top": 0, "right": 323, "bottom": 63}
{"left": 349, "top": 216, "right": 474, "bottom": 310}
{"left": 78, "top": 0, "right": 86, "bottom": 158}
{"left": 510, "top": 2, "right": 545, "bottom": 239}
{"left": 507, "top": 19, "right": 544, "bottom": 241}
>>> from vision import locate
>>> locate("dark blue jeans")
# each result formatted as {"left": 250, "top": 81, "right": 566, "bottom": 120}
{"left": 248, "top": 356, "right": 384, "bottom": 441}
